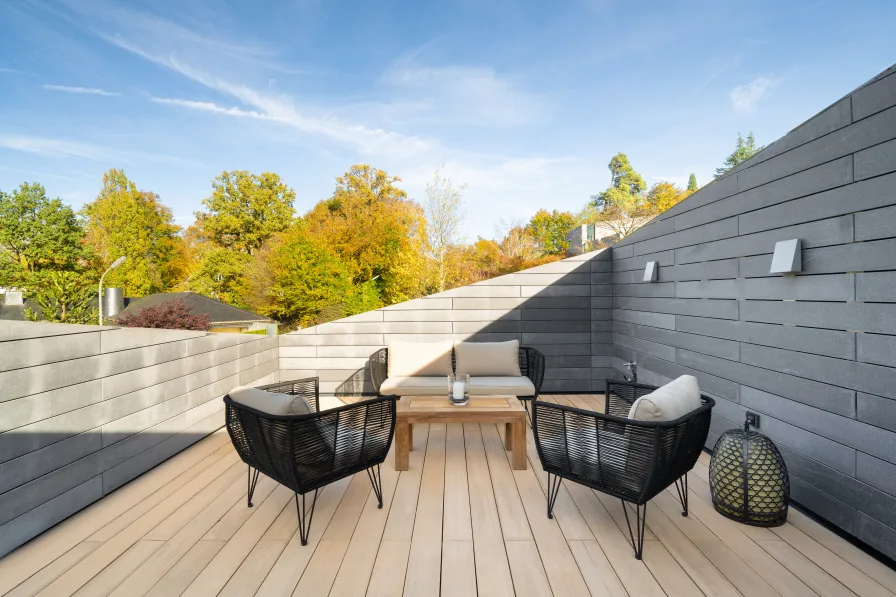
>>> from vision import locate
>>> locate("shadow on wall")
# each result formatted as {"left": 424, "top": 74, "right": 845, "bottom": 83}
{"left": 281, "top": 249, "right": 614, "bottom": 400}
{"left": 0, "top": 427, "right": 221, "bottom": 556}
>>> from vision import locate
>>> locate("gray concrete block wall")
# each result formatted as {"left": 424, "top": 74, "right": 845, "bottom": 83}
{"left": 280, "top": 249, "right": 611, "bottom": 395}
{"left": 609, "top": 65, "right": 896, "bottom": 560}
{"left": 0, "top": 322, "right": 278, "bottom": 556}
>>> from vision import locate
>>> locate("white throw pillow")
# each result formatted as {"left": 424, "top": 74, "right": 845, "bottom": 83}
{"left": 387, "top": 340, "right": 453, "bottom": 377}
{"left": 628, "top": 375, "right": 701, "bottom": 422}
{"left": 454, "top": 340, "right": 522, "bottom": 377}
{"left": 229, "top": 386, "right": 312, "bottom": 416}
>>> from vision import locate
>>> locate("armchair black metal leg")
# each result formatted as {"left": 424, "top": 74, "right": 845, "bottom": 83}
{"left": 674, "top": 473, "right": 689, "bottom": 517}
{"left": 621, "top": 501, "right": 648, "bottom": 560}
{"left": 546, "top": 473, "right": 562, "bottom": 519}
{"left": 367, "top": 464, "right": 384, "bottom": 509}
{"left": 247, "top": 466, "right": 260, "bottom": 507}
{"left": 295, "top": 489, "right": 320, "bottom": 546}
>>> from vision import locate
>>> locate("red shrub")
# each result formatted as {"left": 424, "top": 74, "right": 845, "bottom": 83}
{"left": 115, "top": 298, "right": 211, "bottom": 331}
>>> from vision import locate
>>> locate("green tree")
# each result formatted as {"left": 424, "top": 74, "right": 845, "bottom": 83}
{"left": 183, "top": 247, "right": 251, "bottom": 307}
{"left": 687, "top": 173, "right": 698, "bottom": 192}
{"left": 23, "top": 270, "right": 98, "bottom": 324}
{"left": 0, "top": 182, "right": 86, "bottom": 286}
{"left": 304, "top": 165, "right": 427, "bottom": 305}
{"left": 81, "top": 169, "right": 184, "bottom": 296}
{"left": 527, "top": 209, "right": 577, "bottom": 255}
{"left": 196, "top": 171, "right": 295, "bottom": 255}
{"left": 715, "top": 132, "right": 762, "bottom": 178}
{"left": 244, "top": 224, "right": 379, "bottom": 329}
{"left": 588, "top": 152, "right": 657, "bottom": 241}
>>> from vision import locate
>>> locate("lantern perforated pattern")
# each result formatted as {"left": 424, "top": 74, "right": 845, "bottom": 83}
{"left": 709, "top": 428, "right": 790, "bottom": 527}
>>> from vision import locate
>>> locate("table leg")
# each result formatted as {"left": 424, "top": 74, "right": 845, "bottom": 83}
{"left": 505, "top": 422, "right": 513, "bottom": 451}
{"left": 395, "top": 421, "right": 410, "bottom": 471}
{"left": 511, "top": 419, "right": 527, "bottom": 470}
{"left": 408, "top": 423, "right": 414, "bottom": 451}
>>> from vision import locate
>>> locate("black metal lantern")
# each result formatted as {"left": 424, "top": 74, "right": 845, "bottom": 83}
{"left": 709, "top": 415, "right": 789, "bottom": 527}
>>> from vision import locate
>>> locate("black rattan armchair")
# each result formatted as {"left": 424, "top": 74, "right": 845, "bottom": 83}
{"left": 533, "top": 379, "right": 714, "bottom": 559}
{"left": 368, "top": 345, "right": 545, "bottom": 420}
{"left": 224, "top": 378, "right": 398, "bottom": 545}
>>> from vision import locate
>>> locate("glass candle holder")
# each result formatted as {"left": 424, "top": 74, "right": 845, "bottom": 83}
{"left": 447, "top": 373, "right": 470, "bottom": 406}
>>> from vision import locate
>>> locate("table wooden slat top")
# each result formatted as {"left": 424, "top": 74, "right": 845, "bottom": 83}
{"left": 394, "top": 395, "right": 527, "bottom": 470}
{"left": 399, "top": 395, "right": 525, "bottom": 413}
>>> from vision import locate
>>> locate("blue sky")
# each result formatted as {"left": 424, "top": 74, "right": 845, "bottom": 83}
{"left": 1, "top": 0, "right": 894, "bottom": 239}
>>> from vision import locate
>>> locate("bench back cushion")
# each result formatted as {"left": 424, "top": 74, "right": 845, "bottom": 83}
{"left": 229, "top": 385, "right": 313, "bottom": 416}
{"left": 454, "top": 340, "right": 522, "bottom": 377}
{"left": 387, "top": 340, "right": 454, "bottom": 377}
{"left": 628, "top": 375, "right": 701, "bottom": 422}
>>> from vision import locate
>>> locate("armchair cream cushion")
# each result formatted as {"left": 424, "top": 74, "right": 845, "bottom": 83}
{"left": 229, "top": 386, "right": 312, "bottom": 416}
{"left": 454, "top": 340, "right": 521, "bottom": 377}
{"left": 628, "top": 375, "right": 701, "bottom": 422}
{"left": 387, "top": 340, "right": 453, "bottom": 377}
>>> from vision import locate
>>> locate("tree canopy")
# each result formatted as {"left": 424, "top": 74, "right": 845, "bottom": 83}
{"left": 81, "top": 169, "right": 184, "bottom": 296}
{"left": 527, "top": 209, "right": 577, "bottom": 255}
{"left": 423, "top": 168, "right": 466, "bottom": 292}
{"left": 588, "top": 152, "right": 655, "bottom": 241}
{"left": 244, "top": 224, "right": 379, "bottom": 328}
{"left": 0, "top": 182, "right": 86, "bottom": 287}
{"left": 715, "top": 132, "right": 762, "bottom": 178}
{"left": 304, "top": 164, "right": 428, "bottom": 304}
{"left": 196, "top": 170, "right": 295, "bottom": 255}
{"left": 687, "top": 173, "right": 698, "bottom": 192}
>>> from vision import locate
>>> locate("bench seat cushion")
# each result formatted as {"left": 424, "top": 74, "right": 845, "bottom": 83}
{"left": 380, "top": 376, "right": 447, "bottom": 396}
{"left": 468, "top": 376, "right": 535, "bottom": 396}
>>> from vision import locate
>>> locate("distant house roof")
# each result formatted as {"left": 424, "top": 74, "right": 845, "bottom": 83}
{"left": 117, "top": 292, "right": 272, "bottom": 325}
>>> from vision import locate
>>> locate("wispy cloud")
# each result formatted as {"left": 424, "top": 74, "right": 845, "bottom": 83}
{"left": 44, "top": 84, "right": 122, "bottom": 96}
{"left": 379, "top": 57, "right": 546, "bottom": 127}
{"left": 150, "top": 97, "right": 274, "bottom": 120}
{"left": 729, "top": 76, "right": 775, "bottom": 113}
{"left": 0, "top": 67, "right": 19, "bottom": 74}
{"left": 0, "top": 135, "right": 114, "bottom": 160}
{"left": 0, "top": 133, "right": 206, "bottom": 168}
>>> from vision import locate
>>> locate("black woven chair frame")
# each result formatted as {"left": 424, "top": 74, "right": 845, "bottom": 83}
{"left": 368, "top": 345, "right": 545, "bottom": 421}
{"left": 533, "top": 379, "right": 714, "bottom": 559}
{"left": 225, "top": 377, "right": 398, "bottom": 545}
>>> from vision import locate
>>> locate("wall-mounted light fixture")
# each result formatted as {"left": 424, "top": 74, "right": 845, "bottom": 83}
{"left": 769, "top": 239, "right": 801, "bottom": 274}
{"left": 643, "top": 261, "right": 658, "bottom": 282}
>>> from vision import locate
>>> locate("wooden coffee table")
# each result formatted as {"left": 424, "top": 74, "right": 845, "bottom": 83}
{"left": 394, "top": 395, "right": 527, "bottom": 471}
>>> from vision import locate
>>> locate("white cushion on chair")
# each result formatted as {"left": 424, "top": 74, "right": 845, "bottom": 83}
{"left": 454, "top": 340, "right": 521, "bottom": 376}
{"left": 379, "top": 376, "right": 447, "bottom": 396}
{"left": 387, "top": 340, "right": 453, "bottom": 377}
{"left": 628, "top": 375, "right": 701, "bottom": 422}
{"left": 229, "top": 386, "right": 312, "bottom": 416}
{"left": 468, "top": 376, "right": 535, "bottom": 396}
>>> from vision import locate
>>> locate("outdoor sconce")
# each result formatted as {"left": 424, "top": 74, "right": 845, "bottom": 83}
{"left": 643, "top": 261, "right": 658, "bottom": 282}
{"left": 769, "top": 239, "right": 801, "bottom": 274}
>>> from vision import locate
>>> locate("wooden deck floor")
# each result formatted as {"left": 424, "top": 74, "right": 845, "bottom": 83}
{"left": 2, "top": 394, "right": 895, "bottom": 597}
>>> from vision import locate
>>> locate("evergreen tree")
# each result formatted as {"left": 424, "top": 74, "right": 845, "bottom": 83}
{"left": 687, "top": 173, "right": 698, "bottom": 192}
{"left": 715, "top": 132, "right": 762, "bottom": 178}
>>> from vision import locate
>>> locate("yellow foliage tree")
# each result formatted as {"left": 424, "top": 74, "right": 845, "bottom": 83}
{"left": 81, "top": 169, "right": 185, "bottom": 296}
{"left": 304, "top": 165, "right": 428, "bottom": 305}
{"left": 647, "top": 181, "right": 691, "bottom": 213}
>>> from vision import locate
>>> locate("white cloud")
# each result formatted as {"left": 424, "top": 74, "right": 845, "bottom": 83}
{"left": 729, "top": 76, "right": 774, "bottom": 113}
{"left": 43, "top": 84, "right": 122, "bottom": 96}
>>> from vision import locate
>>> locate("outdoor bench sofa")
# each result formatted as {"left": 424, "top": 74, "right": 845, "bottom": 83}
{"left": 368, "top": 339, "right": 545, "bottom": 418}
